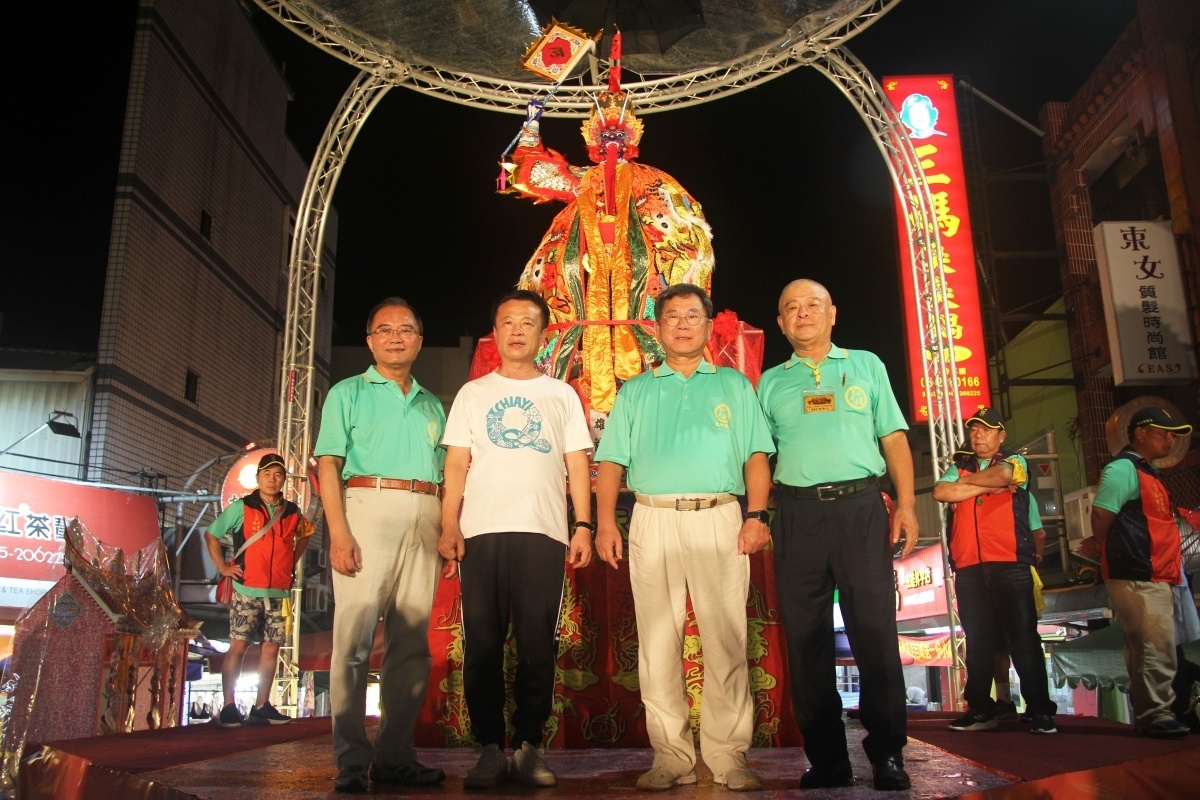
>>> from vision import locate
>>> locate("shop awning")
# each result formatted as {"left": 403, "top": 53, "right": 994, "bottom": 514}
{"left": 1051, "top": 624, "right": 1200, "bottom": 693}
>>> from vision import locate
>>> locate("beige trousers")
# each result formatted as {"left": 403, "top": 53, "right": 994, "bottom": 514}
{"left": 627, "top": 499, "right": 753, "bottom": 778}
{"left": 1107, "top": 578, "right": 1178, "bottom": 729}
{"left": 331, "top": 487, "right": 441, "bottom": 770}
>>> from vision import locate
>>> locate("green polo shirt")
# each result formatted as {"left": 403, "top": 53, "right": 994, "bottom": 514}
{"left": 314, "top": 366, "right": 446, "bottom": 482}
{"left": 1092, "top": 453, "right": 1170, "bottom": 516}
{"left": 207, "top": 498, "right": 287, "bottom": 599}
{"left": 594, "top": 361, "right": 775, "bottom": 495}
{"left": 757, "top": 345, "right": 907, "bottom": 487}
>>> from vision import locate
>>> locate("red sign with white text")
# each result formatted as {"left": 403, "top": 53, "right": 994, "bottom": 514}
{"left": 0, "top": 470, "right": 160, "bottom": 586}
{"left": 883, "top": 75, "right": 990, "bottom": 422}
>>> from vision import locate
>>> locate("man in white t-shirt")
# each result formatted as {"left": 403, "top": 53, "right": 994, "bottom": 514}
{"left": 439, "top": 289, "right": 594, "bottom": 790}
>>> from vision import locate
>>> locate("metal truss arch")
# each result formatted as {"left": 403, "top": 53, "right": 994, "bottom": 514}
{"left": 812, "top": 44, "right": 966, "bottom": 704}
{"left": 253, "top": 0, "right": 903, "bottom": 116}
{"left": 274, "top": 70, "right": 394, "bottom": 714}
{"left": 268, "top": 1, "right": 971, "bottom": 711}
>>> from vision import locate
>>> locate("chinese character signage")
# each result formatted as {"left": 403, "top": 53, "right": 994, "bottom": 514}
{"left": 1094, "top": 221, "right": 1195, "bottom": 385}
{"left": 0, "top": 470, "right": 160, "bottom": 616}
{"left": 883, "top": 75, "right": 991, "bottom": 422}
{"left": 894, "top": 544, "right": 949, "bottom": 623}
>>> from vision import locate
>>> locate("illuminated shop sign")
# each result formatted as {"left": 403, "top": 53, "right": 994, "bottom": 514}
{"left": 883, "top": 75, "right": 991, "bottom": 422}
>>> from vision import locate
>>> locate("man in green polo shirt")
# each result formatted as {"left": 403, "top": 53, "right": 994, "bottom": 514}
{"left": 757, "top": 279, "right": 918, "bottom": 792}
{"left": 315, "top": 297, "right": 447, "bottom": 793}
{"left": 595, "top": 283, "right": 775, "bottom": 793}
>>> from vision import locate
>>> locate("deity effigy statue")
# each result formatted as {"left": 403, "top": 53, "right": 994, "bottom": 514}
{"left": 499, "top": 32, "right": 715, "bottom": 415}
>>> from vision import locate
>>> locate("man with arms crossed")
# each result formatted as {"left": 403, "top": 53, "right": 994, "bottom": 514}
{"left": 439, "top": 289, "right": 594, "bottom": 789}
{"left": 932, "top": 406, "right": 1057, "bottom": 735}
{"left": 315, "top": 298, "right": 447, "bottom": 793}
{"left": 205, "top": 452, "right": 313, "bottom": 727}
{"left": 594, "top": 283, "right": 775, "bottom": 792}
{"left": 756, "top": 279, "right": 917, "bottom": 791}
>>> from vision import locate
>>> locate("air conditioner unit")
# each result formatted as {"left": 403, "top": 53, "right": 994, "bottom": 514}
{"left": 303, "top": 584, "right": 329, "bottom": 613}
{"left": 1063, "top": 486, "right": 1097, "bottom": 550}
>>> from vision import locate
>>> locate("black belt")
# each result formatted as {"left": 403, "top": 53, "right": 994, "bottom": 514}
{"left": 777, "top": 477, "right": 878, "bottom": 501}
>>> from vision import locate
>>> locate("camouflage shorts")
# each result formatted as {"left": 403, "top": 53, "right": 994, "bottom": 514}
{"left": 229, "top": 591, "right": 286, "bottom": 645}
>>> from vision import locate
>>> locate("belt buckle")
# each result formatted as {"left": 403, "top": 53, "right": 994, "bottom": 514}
{"left": 817, "top": 484, "right": 839, "bottom": 501}
{"left": 675, "top": 498, "right": 702, "bottom": 511}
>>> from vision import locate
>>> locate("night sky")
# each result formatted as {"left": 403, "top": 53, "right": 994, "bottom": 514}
{"left": 5, "top": 1, "right": 1138, "bottom": 411}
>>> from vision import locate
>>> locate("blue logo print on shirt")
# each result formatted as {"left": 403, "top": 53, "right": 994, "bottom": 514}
{"left": 486, "top": 396, "right": 552, "bottom": 453}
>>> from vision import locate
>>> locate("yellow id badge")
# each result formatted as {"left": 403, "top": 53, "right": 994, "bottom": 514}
{"left": 803, "top": 389, "right": 836, "bottom": 413}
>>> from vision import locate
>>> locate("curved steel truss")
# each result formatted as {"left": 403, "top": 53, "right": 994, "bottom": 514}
{"left": 254, "top": 0, "right": 903, "bottom": 116}
{"left": 267, "top": 0, "right": 966, "bottom": 710}
{"left": 812, "top": 46, "right": 966, "bottom": 699}
{"left": 274, "top": 70, "right": 394, "bottom": 714}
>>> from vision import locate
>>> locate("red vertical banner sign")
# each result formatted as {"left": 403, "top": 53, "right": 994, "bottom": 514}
{"left": 882, "top": 75, "right": 990, "bottom": 422}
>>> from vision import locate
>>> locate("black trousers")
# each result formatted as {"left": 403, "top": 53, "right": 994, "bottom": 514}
{"left": 772, "top": 489, "right": 907, "bottom": 766}
{"left": 955, "top": 562, "right": 1057, "bottom": 716}
{"left": 459, "top": 532, "right": 566, "bottom": 748}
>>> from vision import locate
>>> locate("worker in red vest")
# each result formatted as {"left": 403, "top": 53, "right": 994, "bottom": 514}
{"left": 933, "top": 406, "right": 1057, "bottom": 735}
{"left": 1092, "top": 406, "right": 1193, "bottom": 738}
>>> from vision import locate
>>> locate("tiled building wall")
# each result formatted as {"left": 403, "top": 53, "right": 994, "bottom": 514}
{"left": 1041, "top": 0, "right": 1200, "bottom": 491}
{"left": 91, "top": 0, "right": 333, "bottom": 512}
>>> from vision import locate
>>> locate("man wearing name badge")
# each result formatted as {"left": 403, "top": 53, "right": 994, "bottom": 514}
{"left": 1091, "top": 406, "right": 1193, "bottom": 739}
{"left": 932, "top": 406, "right": 1058, "bottom": 735}
{"left": 314, "top": 297, "right": 447, "bottom": 793}
{"left": 594, "top": 283, "right": 775, "bottom": 793}
{"left": 438, "top": 289, "right": 594, "bottom": 790}
{"left": 756, "top": 279, "right": 917, "bottom": 792}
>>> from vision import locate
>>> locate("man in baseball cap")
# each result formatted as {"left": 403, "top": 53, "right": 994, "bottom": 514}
{"left": 258, "top": 452, "right": 287, "bottom": 472}
{"left": 1127, "top": 407, "right": 1194, "bottom": 439}
{"left": 1093, "top": 405, "right": 1193, "bottom": 738}
{"left": 933, "top": 406, "right": 1058, "bottom": 734}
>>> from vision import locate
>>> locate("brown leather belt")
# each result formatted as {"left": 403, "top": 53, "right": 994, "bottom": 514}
{"left": 344, "top": 476, "right": 442, "bottom": 498}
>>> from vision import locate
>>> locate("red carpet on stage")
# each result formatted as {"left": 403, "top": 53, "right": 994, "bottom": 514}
{"left": 20, "top": 713, "right": 1200, "bottom": 799}
{"left": 905, "top": 710, "right": 1200, "bottom": 782}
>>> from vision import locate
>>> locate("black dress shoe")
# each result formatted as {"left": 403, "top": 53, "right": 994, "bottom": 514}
{"left": 872, "top": 754, "right": 911, "bottom": 791}
{"left": 799, "top": 759, "right": 853, "bottom": 788}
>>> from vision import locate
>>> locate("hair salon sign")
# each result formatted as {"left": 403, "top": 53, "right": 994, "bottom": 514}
{"left": 1094, "top": 221, "right": 1196, "bottom": 385}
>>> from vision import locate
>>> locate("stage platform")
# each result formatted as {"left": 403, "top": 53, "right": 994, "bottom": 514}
{"left": 21, "top": 713, "right": 1200, "bottom": 799}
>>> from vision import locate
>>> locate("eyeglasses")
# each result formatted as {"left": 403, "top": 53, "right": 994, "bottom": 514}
{"left": 369, "top": 325, "right": 420, "bottom": 339}
{"left": 660, "top": 312, "right": 708, "bottom": 328}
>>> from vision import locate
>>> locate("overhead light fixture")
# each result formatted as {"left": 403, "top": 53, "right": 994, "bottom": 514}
{"left": 0, "top": 411, "right": 82, "bottom": 457}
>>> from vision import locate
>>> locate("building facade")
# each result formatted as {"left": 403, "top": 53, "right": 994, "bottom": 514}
{"left": 1041, "top": 0, "right": 1200, "bottom": 498}
{"left": 88, "top": 0, "right": 335, "bottom": 502}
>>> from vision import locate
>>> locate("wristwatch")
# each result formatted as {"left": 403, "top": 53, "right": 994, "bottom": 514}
{"left": 744, "top": 510, "right": 770, "bottom": 524}
{"left": 573, "top": 520, "right": 596, "bottom": 533}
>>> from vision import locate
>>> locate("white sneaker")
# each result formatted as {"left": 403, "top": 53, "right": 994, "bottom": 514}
{"left": 510, "top": 742, "right": 556, "bottom": 786}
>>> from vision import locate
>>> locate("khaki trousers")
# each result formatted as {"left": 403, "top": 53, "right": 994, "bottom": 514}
{"left": 628, "top": 499, "right": 753, "bottom": 778}
{"left": 1107, "top": 578, "right": 1178, "bottom": 729}
{"left": 331, "top": 487, "right": 441, "bottom": 770}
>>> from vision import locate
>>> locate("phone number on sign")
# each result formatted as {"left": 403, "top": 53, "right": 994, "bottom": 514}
{"left": 0, "top": 545, "right": 65, "bottom": 565}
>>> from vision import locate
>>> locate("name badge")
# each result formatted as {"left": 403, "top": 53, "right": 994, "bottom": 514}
{"left": 803, "top": 389, "right": 836, "bottom": 414}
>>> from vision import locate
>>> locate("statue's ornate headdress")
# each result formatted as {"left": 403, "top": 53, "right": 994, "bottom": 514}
{"left": 581, "top": 33, "right": 642, "bottom": 164}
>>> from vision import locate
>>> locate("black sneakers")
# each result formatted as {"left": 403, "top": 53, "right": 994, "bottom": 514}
{"left": 948, "top": 710, "right": 997, "bottom": 731}
{"left": 247, "top": 701, "right": 291, "bottom": 725}
{"left": 1029, "top": 714, "right": 1057, "bottom": 734}
{"left": 217, "top": 703, "right": 244, "bottom": 728}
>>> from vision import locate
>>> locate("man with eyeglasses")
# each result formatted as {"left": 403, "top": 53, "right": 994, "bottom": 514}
{"left": 594, "top": 283, "right": 775, "bottom": 792}
{"left": 315, "top": 297, "right": 446, "bottom": 793}
{"left": 756, "top": 279, "right": 917, "bottom": 791}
